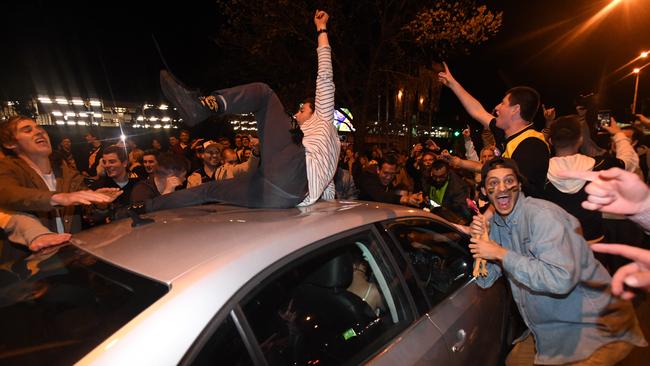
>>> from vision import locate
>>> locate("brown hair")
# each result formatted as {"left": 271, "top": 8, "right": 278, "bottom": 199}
{"left": 0, "top": 115, "right": 32, "bottom": 155}
{"left": 103, "top": 145, "right": 128, "bottom": 162}
{"left": 549, "top": 115, "right": 582, "bottom": 149}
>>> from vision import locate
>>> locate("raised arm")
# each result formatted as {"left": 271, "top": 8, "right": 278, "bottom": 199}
{"left": 604, "top": 118, "right": 639, "bottom": 172}
{"left": 438, "top": 62, "right": 494, "bottom": 128}
{"left": 313, "top": 10, "right": 334, "bottom": 121}
{"left": 463, "top": 128, "right": 479, "bottom": 161}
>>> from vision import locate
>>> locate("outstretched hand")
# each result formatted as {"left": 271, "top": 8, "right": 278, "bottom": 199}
{"left": 591, "top": 243, "right": 650, "bottom": 299}
{"left": 29, "top": 233, "right": 71, "bottom": 252}
{"left": 314, "top": 10, "right": 329, "bottom": 29}
{"left": 50, "top": 189, "right": 121, "bottom": 207}
{"left": 437, "top": 62, "right": 457, "bottom": 88}
{"left": 636, "top": 114, "right": 650, "bottom": 127}
{"left": 95, "top": 188, "right": 123, "bottom": 203}
{"left": 557, "top": 167, "right": 650, "bottom": 215}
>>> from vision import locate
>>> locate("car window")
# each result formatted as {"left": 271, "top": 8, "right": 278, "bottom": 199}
{"left": 240, "top": 230, "right": 412, "bottom": 365}
{"left": 384, "top": 219, "right": 472, "bottom": 307}
{"left": 189, "top": 312, "right": 253, "bottom": 366}
{"left": 0, "top": 244, "right": 168, "bottom": 365}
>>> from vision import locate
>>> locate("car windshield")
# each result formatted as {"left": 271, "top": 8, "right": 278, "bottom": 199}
{"left": 0, "top": 243, "right": 168, "bottom": 365}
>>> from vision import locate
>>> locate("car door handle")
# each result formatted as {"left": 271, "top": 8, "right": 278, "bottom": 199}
{"left": 451, "top": 329, "right": 466, "bottom": 353}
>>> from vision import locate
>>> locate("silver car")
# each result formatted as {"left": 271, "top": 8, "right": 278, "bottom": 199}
{"left": 0, "top": 201, "right": 511, "bottom": 365}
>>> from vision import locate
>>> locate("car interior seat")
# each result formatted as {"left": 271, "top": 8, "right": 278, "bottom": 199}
{"left": 290, "top": 251, "right": 381, "bottom": 364}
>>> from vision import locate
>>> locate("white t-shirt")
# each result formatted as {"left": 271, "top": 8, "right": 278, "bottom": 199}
{"left": 42, "top": 172, "right": 65, "bottom": 234}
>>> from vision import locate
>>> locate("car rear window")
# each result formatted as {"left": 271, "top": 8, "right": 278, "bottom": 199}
{"left": 0, "top": 243, "right": 168, "bottom": 365}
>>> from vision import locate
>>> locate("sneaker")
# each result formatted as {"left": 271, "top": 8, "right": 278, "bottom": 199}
{"left": 160, "top": 70, "right": 218, "bottom": 126}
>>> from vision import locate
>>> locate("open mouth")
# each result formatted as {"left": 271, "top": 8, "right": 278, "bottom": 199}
{"left": 496, "top": 195, "right": 510, "bottom": 209}
{"left": 35, "top": 137, "right": 48, "bottom": 145}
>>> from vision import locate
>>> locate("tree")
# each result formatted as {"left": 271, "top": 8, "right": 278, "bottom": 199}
{"left": 211, "top": 0, "right": 502, "bottom": 145}
{"left": 402, "top": 1, "right": 502, "bottom": 59}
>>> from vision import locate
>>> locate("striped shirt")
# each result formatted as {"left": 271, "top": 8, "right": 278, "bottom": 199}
{"left": 298, "top": 45, "right": 341, "bottom": 206}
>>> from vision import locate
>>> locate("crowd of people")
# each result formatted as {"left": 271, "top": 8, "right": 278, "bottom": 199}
{"left": 3, "top": 9, "right": 650, "bottom": 365}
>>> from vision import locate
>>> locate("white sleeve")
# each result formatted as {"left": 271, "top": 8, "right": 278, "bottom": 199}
{"left": 464, "top": 138, "right": 479, "bottom": 161}
{"left": 612, "top": 133, "right": 639, "bottom": 173}
{"left": 322, "top": 180, "right": 336, "bottom": 201}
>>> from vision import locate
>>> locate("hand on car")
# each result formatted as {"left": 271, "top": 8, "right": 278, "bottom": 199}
{"left": 29, "top": 232, "right": 71, "bottom": 251}
{"left": 408, "top": 192, "right": 423, "bottom": 207}
{"left": 401, "top": 192, "right": 422, "bottom": 207}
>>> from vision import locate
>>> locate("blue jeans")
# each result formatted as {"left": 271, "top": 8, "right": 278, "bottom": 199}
{"left": 147, "top": 83, "right": 308, "bottom": 210}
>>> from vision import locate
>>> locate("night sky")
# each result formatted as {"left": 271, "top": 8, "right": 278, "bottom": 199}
{"left": 1, "top": 0, "right": 649, "bottom": 121}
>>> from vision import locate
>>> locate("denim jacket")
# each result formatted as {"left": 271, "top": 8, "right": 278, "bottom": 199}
{"left": 477, "top": 193, "right": 646, "bottom": 364}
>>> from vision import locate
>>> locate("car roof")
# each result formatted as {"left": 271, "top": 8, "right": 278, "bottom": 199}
{"left": 71, "top": 201, "right": 441, "bottom": 284}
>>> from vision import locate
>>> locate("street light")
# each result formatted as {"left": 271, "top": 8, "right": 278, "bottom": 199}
{"left": 632, "top": 62, "right": 650, "bottom": 114}
{"left": 614, "top": 49, "right": 649, "bottom": 75}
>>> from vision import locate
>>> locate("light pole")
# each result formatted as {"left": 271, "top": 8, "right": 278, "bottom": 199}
{"left": 633, "top": 68, "right": 641, "bottom": 114}
{"left": 632, "top": 62, "right": 650, "bottom": 114}
{"left": 631, "top": 51, "right": 649, "bottom": 114}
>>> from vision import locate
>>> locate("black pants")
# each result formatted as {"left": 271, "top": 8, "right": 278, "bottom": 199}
{"left": 147, "top": 83, "right": 308, "bottom": 211}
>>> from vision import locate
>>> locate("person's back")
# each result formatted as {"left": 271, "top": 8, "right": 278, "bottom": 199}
{"left": 545, "top": 115, "right": 634, "bottom": 242}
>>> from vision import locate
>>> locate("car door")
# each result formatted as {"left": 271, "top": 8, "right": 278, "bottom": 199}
{"left": 383, "top": 218, "right": 508, "bottom": 366}
{"left": 183, "top": 227, "right": 449, "bottom": 365}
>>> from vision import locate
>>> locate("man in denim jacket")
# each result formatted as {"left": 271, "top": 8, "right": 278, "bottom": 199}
{"left": 469, "top": 157, "right": 646, "bottom": 365}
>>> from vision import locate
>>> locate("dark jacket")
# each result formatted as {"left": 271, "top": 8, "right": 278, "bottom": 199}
{"left": 423, "top": 170, "right": 472, "bottom": 224}
{"left": 90, "top": 175, "right": 139, "bottom": 209}
{"left": 130, "top": 176, "right": 161, "bottom": 203}
{"left": 357, "top": 170, "right": 402, "bottom": 205}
